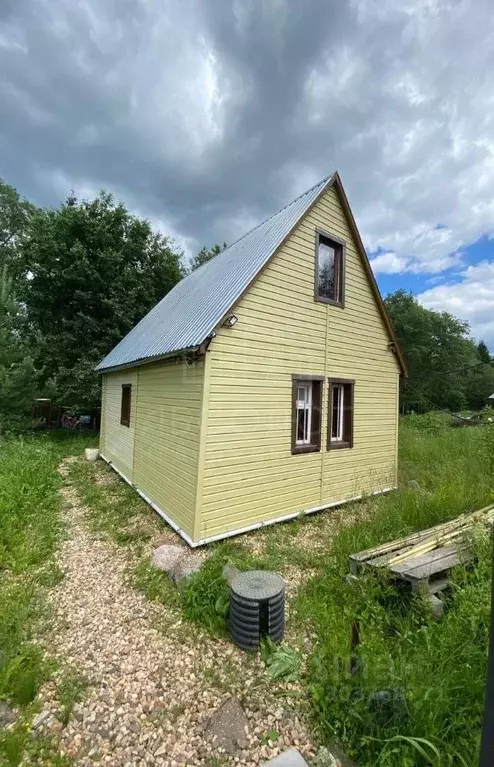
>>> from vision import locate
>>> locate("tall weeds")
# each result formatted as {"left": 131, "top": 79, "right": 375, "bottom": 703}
{"left": 297, "top": 418, "right": 494, "bottom": 766}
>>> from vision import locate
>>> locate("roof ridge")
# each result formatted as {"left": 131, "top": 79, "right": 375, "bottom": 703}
{"left": 219, "top": 173, "right": 333, "bottom": 254}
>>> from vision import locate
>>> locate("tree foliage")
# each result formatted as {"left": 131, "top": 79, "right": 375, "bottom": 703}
{"left": 385, "top": 290, "right": 494, "bottom": 412}
{"left": 20, "top": 192, "right": 185, "bottom": 411}
{"left": 2, "top": 171, "right": 493, "bottom": 427}
{"left": 477, "top": 340, "right": 492, "bottom": 365}
{"left": 0, "top": 265, "right": 36, "bottom": 433}
{"left": 189, "top": 243, "right": 226, "bottom": 272}
{"left": 0, "top": 178, "right": 36, "bottom": 285}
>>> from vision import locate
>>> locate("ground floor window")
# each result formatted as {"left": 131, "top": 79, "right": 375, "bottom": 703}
{"left": 291, "top": 375, "right": 323, "bottom": 454}
{"left": 328, "top": 379, "right": 354, "bottom": 449}
{"left": 120, "top": 384, "right": 132, "bottom": 427}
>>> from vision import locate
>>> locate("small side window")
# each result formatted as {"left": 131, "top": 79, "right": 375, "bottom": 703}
{"left": 315, "top": 231, "right": 344, "bottom": 305}
{"left": 291, "top": 376, "right": 323, "bottom": 454}
{"left": 328, "top": 379, "right": 354, "bottom": 449}
{"left": 120, "top": 384, "right": 132, "bottom": 427}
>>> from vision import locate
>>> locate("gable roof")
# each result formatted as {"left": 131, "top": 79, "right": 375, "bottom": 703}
{"left": 97, "top": 173, "right": 407, "bottom": 375}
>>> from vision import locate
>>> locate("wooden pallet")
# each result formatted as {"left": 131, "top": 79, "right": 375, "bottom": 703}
{"left": 349, "top": 505, "right": 494, "bottom": 596}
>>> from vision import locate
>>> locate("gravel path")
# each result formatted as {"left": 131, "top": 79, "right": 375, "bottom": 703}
{"left": 35, "top": 459, "right": 316, "bottom": 766}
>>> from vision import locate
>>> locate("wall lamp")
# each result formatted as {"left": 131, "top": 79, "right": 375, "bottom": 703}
{"left": 223, "top": 315, "right": 238, "bottom": 328}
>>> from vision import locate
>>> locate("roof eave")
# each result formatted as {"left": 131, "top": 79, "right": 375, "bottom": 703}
{"left": 96, "top": 344, "right": 202, "bottom": 375}
{"left": 331, "top": 172, "right": 409, "bottom": 377}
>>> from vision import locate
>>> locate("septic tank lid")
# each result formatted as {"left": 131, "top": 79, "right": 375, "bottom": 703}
{"left": 230, "top": 570, "right": 284, "bottom": 601}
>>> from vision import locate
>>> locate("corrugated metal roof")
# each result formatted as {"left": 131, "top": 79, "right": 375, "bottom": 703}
{"left": 96, "top": 174, "right": 333, "bottom": 372}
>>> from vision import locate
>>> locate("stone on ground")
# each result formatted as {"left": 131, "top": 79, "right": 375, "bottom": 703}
{"left": 323, "top": 743, "right": 357, "bottom": 767}
{"left": 171, "top": 553, "right": 204, "bottom": 585}
{"left": 34, "top": 458, "right": 317, "bottom": 765}
{"left": 32, "top": 709, "right": 52, "bottom": 730}
{"left": 152, "top": 543, "right": 185, "bottom": 573}
{"left": 261, "top": 747, "right": 309, "bottom": 766}
{"left": 204, "top": 696, "right": 250, "bottom": 754}
{"left": 0, "top": 700, "right": 15, "bottom": 728}
{"left": 313, "top": 745, "right": 342, "bottom": 766}
{"left": 427, "top": 593, "right": 445, "bottom": 620}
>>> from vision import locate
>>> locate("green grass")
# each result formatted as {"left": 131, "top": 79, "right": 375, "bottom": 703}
{"left": 27, "top": 418, "right": 493, "bottom": 766}
{"left": 0, "top": 430, "right": 96, "bottom": 765}
{"left": 132, "top": 558, "right": 182, "bottom": 608}
{"left": 169, "top": 416, "right": 494, "bottom": 765}
{"left": 66, "top": 457, "right": 154, "bottom": 546}
{"left": 294, "top": 417, "right": 494, "bottom": 766}
{"left": 58, "top": 670, "right": 88, "bottom": 727}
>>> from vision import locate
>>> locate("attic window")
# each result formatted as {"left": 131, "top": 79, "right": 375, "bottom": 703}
{"left": 120, "top": 384, "right": 132, "bottom": 427}
{"left": 315, "top": 230, "right": 345, "bottom": 306}
{"left": 291, "top": 375, "right": 323, "bottom": 454}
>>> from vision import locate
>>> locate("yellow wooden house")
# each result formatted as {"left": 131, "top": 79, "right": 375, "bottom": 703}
{"left": 97, "top": 173, "right": 407, "bottom": 546}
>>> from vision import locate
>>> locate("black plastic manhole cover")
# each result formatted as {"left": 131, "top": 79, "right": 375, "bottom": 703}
{"left": 230, "top": 570, "right": 285, "bottom": 651}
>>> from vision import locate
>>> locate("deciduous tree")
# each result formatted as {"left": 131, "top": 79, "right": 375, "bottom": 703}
{"left": 0, "top": 265, "right": 35, "bottom": 433}
{"left": 21, "top": 192, "right": 185, "bottom": 411}
{"left": 0, "top": 178, "right": 36, "bottom": 285}
{"left": 189, "top": 243, "right": 226, "bottom": 272}
{"left": 385, "top": 290, "right": 486, "bottom": 412}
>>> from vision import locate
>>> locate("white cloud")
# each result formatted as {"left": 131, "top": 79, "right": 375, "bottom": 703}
{"left": 418, "top": 260, "right": 494, "bottom": 349}
{"left": 2, "top": 0, "right": 494, "bottom": 283}
{"left": 299, "top": 0, "right": 494, "bottom": 275}
{"left": 369, "top": 251, "right": 411, "bottom": 274}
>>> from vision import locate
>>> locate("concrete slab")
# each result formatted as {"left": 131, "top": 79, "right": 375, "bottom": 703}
{"left": 261, "top": 747, "right": 309, "bottom": 767}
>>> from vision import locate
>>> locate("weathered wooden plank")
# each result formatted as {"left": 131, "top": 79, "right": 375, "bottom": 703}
{"left": 350, "top": 504, "right": 494, "bottom": 568}
{"left": 349, "top": 515, "right": 469, "bottom": 565}
{"left": 391, "top": 545, "right": 472, "bottom": 582}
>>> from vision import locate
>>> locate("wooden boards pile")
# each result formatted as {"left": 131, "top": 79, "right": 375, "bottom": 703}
{"left": 349, "top": 504, "right": 494, "bottom": 595}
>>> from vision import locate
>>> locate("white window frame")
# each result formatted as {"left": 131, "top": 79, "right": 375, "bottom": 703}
{"left": 331, "top": 384, "right": 344, "bottom": 442}
{"left": 295, "top": 382, "right": 313, "bottom": 446}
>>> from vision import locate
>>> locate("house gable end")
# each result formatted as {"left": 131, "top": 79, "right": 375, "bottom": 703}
{"left": 212, "top": 174, "right": 405, "bottom": 376}
{"left": 200, "top": 181, "right": 401, "bottom": 541}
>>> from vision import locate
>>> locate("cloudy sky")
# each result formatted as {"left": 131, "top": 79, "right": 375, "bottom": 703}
{"left": 1, "top": 0, "right": 493, "bottom": 348}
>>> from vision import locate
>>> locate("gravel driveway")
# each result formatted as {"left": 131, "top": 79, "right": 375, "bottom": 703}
{"left": 34, "top": 459, "right": 316, "bottom": 766}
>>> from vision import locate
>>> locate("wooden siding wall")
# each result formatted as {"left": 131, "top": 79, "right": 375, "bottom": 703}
{"left": 132, "top": 358, "right": 205, "bottom": 540}
{"left": 100, "top": 369, "right": 137, "bottom": 482}
{"left": 200, "top": 185, "right": 400, "bottom": 540}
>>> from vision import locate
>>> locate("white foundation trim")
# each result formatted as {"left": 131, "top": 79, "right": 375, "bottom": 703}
{"left": 100, "top": 453, "right": 395, "bottom": 548}
{"left": 100, "top": 453, "right": 197, "bottom": 547}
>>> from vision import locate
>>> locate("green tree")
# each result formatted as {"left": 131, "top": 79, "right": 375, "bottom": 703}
{"left": 21, "top": 192, "right": 185, "bottom": 411}
{"left": 0, "top": 178, "right": 36, "bottom": 284}
{"left": 0, "top": 265, "right": 36, "bottom": 434}
{"left": 385, "top": 290, "right": 479, "bottom": 412}
{"left": 465, "top": 364, "right": 494, "bottom": 410}
{"left": 477, "top": 340, "right": 492, "bottom": 364}
{"left": 190, "top": 243, "right": 226, "bottom": 272}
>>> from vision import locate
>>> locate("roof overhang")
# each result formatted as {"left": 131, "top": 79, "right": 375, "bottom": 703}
{"left": 96, "top": 345, "right": 202, "bottom": 375}
{"left": 330, "top": 173, "right": 408, "bottom": 377}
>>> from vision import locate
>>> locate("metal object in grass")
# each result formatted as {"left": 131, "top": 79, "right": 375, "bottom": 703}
{"left": 230, "top": 570, "right": 285, "bottom": 651}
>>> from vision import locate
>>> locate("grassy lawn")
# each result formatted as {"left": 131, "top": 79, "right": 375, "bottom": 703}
{"left": 294, "top": 417, "right": 494, "bottom": 766}
{"left": 67, "top": 415, "right": 494, "bottom": 766}
{"left": 175, "top": 416, "right": 493, "bottom": 766}
{"left": 3, "top": 418, "right": 492, "bottom": 766}
{"left": 0, "top": 431, "right": 96, "bottom": 765}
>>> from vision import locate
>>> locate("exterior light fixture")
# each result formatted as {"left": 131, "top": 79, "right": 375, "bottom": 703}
{"left": 223, "top": 315, "right": 238, "bottom": 327}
